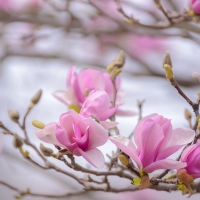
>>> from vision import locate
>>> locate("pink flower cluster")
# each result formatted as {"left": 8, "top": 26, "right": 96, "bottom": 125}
{"left": 110, "top": 114, "right": 195, "bottom": 173}
{"left": 35, "top": 66, "right": 200, "bottom": 176}
{"left": 36, "top": 88, "right": 121, "bottom": 168}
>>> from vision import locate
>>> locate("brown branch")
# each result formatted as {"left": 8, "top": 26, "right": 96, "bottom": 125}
{"left": 0, "top": 181, "right": 86, "bottom": 199}
{"left": 58, "top": 155, "right": 133, "bottom": 181}
{"left": 153, "top": 0, "right": 173, "bottom": 24}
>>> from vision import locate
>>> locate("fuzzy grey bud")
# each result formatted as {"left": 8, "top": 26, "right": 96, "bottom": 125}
{"left": 40, "top": 143, "right": 53, "bottom": 157}
{"left": 163, "top": 51, "right": 172, "bottom": 68}
{"left": 13, "top": 134, "right": 23, "bottom": 148}
{"left": 184, "top": 108, "right": 192, "bottom": 120}
{"left": 8, "top": 109, "right": 19, "bottom": 123}
{"left": 107, "top": 50, "right": 125, "bottom": 79}
{"left": 31, "top": 89, "right": 42, "bottom": 105}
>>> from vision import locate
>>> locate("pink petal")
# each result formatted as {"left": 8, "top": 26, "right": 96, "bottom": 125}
{"left": 72, "top": 73, "right": 85, "bottom": 103}
{"left": 165, "top": 128, "right": 195, "bottom": 149}
{"left": 144, "top": 159, "right": 187, "bottom": 173}
{"left": 53, "top": 89, "right": 79, "bottom": 106}
{"left": 35, "top": 122, "right": 64, "bottom": 147}
{"left": 73, "top": 126, "right": 89, "bottom": 151}
{"left": 72, "top": 122, "right": 82, "bottom": 138}
{"left": 157, "top": 120, "right": 172, "bottom": 152}
{"left": 67, "top": 65, "right": 75, "bottom": 86}
{"left": 181, "top": 142, "right": 200, "bottom": 162}
{"left": 78, "top": 118, "right": 108, "bottom": 149}
{"left": 134, "top": 113, "right": 159, "bottom": 150}
{"left": 52, "top": 90, "right": 69, "bottom": 105}
{"left": 100, "top": 121, "right": 119, "bottom": 129}
{"left": 55, "top": 125, "right": 77, "bottom": 153}
{"left": 191, "top": 1, "right": 200, "bottom": 14}
{"left": 80, "top": 89, "right": 118, "bottom": 120}
{"left": 157, "top": 128, "right": 195, "bottom": 160}
{"left": 59, "top": 110, "right": 82, "bottom": 141}
{"left": 115, "top": 109, "right": 137, "bottom": 116}
{"left": 192, "top": 72, "right": 200, "bottom": 82}
{"left": 73, "top": 147, "right": 105, "bottom": 168}
{"left": 109, "top": 135, "right": 142, "bottom": 168}
{"left": 78, "top": 68, "right": 105, "bottom": 95}
{"left": 136, "top": 119, "right": 164, "bottom": 168}
{"left": 100, "top": 106, "right": 119, "bottom": 121}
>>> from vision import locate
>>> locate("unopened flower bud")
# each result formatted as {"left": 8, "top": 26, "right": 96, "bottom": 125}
{"left": 107, "top": 50, "right": 125, "bottom": 79}
{"left": 177, "top": 169, "right": 194, "bottom": 184}
{"left": 13, "top": 134, "right": 23, "bottom": 148}
{"left": 163, "top": 64, "right": 174, "bottom": 81}
{"left": 32, "top": 120, "right": 45, "bottom": 129}
{"left": 31, "top": 89, "right": 42, "bottom": 105}
{"left": 184, "top": 108, "right": 192, "bottom": 120}
{"left": 8, "top": 109, "right": 19, "bottom": 123}
{"left": 189, "top": 0, "right": 200, "bottom": 15}
{"left": 118, "top": 154, "right": 129, "bottom": 166}
{"left": 163, "top": 51, "right": 172, "bottom": 68}
{"left": 40, "top": 143, "right": 53, "bottom": 157}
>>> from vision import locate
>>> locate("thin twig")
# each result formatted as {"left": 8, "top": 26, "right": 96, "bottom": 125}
{"left": 59, "top": 155, "right": 133, "bottom": 181}
{"left": 0, "top": 181, "right": 86, "bottom": 199}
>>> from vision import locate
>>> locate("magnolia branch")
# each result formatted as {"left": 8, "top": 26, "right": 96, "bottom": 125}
{"left": 0, "top": 181, "right": 86, "bottom": 199}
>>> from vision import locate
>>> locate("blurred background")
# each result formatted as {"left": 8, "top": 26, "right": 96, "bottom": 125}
{"left": 0, "top": 0, "right": 200, "bottom": 199}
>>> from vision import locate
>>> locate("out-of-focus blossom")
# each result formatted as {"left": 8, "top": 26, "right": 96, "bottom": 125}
{"left": 115, "top": 189, "right": 167, "bottom": 200}
{"left": 100, "top": 34, "right": 165, "bottom": 59}
{"left": 80, "top": 89, "right": 119, "bottom": 129}
{"left": 36, "top": 110, "right": 108, "bottom": 168}
{"left": 110, "top": 114, "right": 195, "bottom": 173}
{"left": 190, "top": 0, "right": 200, "bottom": 15}
{"left": 0, "top": 0, "right": 42, "bottom": 13}
{"left": 192, "top": 72, "right": 200, "bottom": 82}
{"left": 53, "top": 66, "right": 124, "bottom": 109}
{"left": 83, "top": 16, "right": 118, "bottom": 32}
{"left": 178, "top": 141, "right": 200, "bottom": 179}
{"left": 90, "top": 0, "right": 122, "bottom": 21}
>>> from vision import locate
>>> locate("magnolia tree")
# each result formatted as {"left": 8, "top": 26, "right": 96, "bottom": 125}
{"left": 1, "top": 0, "right": 200, "bottom": 199}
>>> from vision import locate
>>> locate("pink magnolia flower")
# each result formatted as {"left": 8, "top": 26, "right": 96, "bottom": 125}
{"left": 110, "top": 114, "right": 195, "bottom": 173}
{"left": 190, "top": 0, "right": 200, "bottom": 14}
{"left": 179, "top": 141, "right": 200, "bottom": 179}
{"left": 36, "top": 109, "right": 108, "bottom": 168}
{"left": 192, "top": 72, "right": 200, "bottom": 82}
{"left": 53, "top": 66, "right": 123, "bottom": 109}
{"left": 80, "top": 89, "right": 119, "bottom": 129}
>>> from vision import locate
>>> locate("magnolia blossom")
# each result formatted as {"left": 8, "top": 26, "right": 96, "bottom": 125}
{"left": 0, "top": 0, "right": 42, "bottom": 13}
{"left": 80, "top": 89, "right": 119, "bottom": 129}
{"left": 190, "top": 0, "right": 200, "bottom": 14}
{"left": 192, "top": 72, "right": 200, "bottom": 82}
{"left": 110, "top": 114, "right": 195, "bottom": 173}
{"left": 53, "top": 66, "right": 123, "bottom": 109}
{"left": 36, "top": 110, "right": 108, "bottom": 168}
{"left": 179, "top": 141, "right": 200, "bottom": 179}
